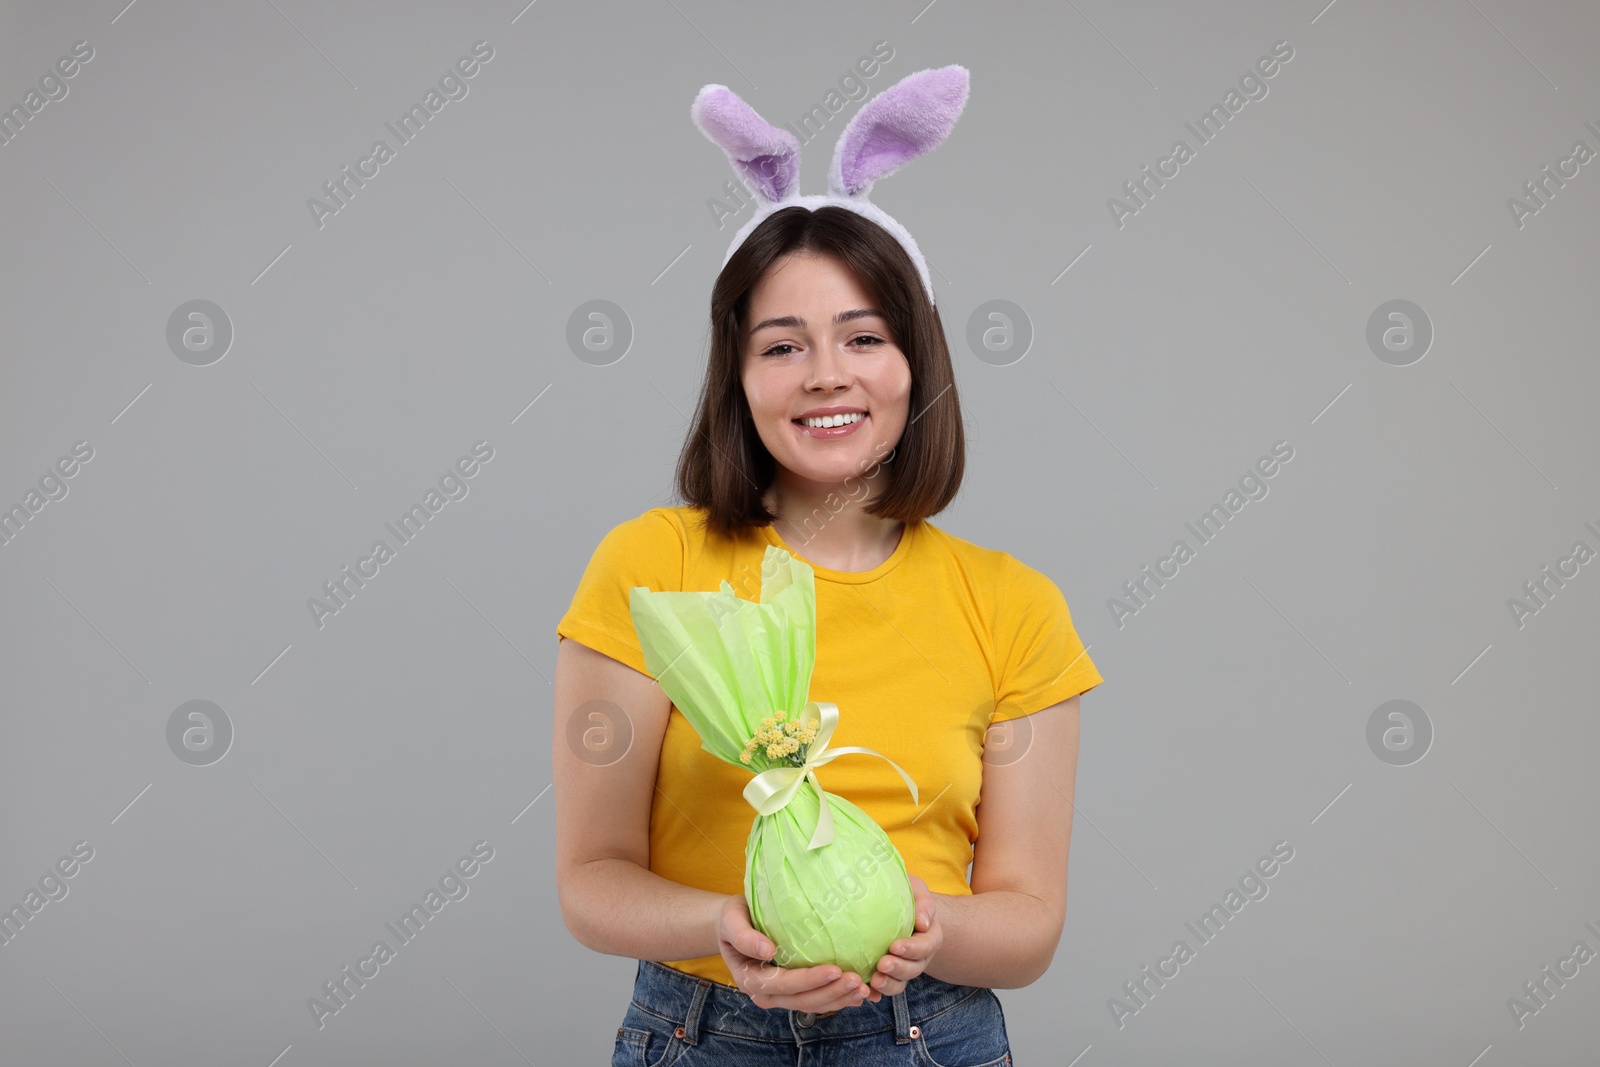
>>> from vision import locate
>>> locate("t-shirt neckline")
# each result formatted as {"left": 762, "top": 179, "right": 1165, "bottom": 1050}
{"left": 760, "top": 519, "right": 915, "bottom": 584}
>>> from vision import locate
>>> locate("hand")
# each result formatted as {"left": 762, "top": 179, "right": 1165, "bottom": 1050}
{"left": 715, "top": 894, "right": 872, "bottom": 1012}
{"left": 861, "top": 874, "right": 942, "bottom": 1001}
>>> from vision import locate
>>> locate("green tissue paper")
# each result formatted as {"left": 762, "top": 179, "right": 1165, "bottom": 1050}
{"left": 628, "top": 545, "right": 918, "bottom": 984}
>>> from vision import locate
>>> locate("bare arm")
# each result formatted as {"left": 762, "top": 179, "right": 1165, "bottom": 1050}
{"left": 922, "top": 694, "right": 1080, "bottom": 989}
{"left": 553, "top": 636, "right": 726, "bottom": 961}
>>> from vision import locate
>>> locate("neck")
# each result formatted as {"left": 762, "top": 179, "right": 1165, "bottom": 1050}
{"left": 763, "top": 475, "right": 906, "bottom": 573}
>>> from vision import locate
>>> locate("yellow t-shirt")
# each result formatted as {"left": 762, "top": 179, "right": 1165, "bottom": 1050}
{"left": 555, "top": 505, "right": 1102, "bottom": 989}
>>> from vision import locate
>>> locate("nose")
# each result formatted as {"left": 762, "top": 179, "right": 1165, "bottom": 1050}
{"left": 806, "top": 343, "right": 851, "bottom": 390}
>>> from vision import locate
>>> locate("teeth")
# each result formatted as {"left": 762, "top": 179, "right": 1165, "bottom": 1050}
{"left": 800, "top": 412, "right": 864, "bottom": 429}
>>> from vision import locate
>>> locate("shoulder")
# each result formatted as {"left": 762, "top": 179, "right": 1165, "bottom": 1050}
{"left": 600, "top": 505, "right": 687, "bottom": 543}
{"left": 916, "top": 523, "right": 1070, "bottom": 621}
{"left": 579, "top": 506, "right": 699, "bottom": 584}
{"left": 915, "top": 521, "right": 1039, "bottom": 592}
{"left": 993, "top": 548, "right": 1072, "bottom": 624}
{"left": 597, "top": 504, "right": 724, "bottom": 547}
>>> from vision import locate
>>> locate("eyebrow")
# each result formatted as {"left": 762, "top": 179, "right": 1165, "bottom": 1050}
{"left": 747, "top": 308, "right": 885, "bottom": 334}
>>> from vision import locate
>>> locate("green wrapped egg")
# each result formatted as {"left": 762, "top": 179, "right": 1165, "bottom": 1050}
{"left": 745, "top": 777, "right": 914, "bottom": 982}
{"left": 630, "top": 545, "right": 920, "bottom": 985}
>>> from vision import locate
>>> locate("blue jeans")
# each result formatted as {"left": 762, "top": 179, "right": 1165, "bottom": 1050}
{"left": 612, "top": 959, "right": 1013, "bottom": 1066}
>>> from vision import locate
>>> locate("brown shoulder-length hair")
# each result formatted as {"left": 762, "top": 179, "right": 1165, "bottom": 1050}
{"left": 675, "top": 205, "right": 966, "bottom": 540}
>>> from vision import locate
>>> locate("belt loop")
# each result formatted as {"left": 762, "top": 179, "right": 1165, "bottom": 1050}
{"left": 679, "top": 977, "right": 713, "bottom": 1045}
{"left": 892, "top": 987, "right": 912, "bottom": 1043}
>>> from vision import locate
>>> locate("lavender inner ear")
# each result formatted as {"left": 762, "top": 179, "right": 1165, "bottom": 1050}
{"left": 830, "top": 65, "right": 970, "bottom": 196}
{"left": 838, "top": 132, "right": 918, "bottom": 194}
{"left": 739, "top": 152, "right": 797, "bottom": 202}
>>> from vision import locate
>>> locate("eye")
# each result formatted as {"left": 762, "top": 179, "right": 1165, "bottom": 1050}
{"left": 760, "top": 342, "right": 797, "bottom": 357}
{"left": 851, "top": 334, "right": 886, "bottom": 348}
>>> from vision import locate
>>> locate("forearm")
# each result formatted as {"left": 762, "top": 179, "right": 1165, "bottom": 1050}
{"left": 923, "top": 889, "right": 1059, "bottom": 989}
{"left": 560, "top": 857, "right": 727, "bottom": 961}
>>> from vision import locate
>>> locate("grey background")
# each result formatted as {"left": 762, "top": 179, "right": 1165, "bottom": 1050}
{"left": 2, "top": 0, "right": 1597, "bottom": 1064}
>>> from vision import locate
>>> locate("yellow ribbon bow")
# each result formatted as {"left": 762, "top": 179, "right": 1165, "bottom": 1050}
{"left": 741, "top": 701, "right": 919, "bottom": 850}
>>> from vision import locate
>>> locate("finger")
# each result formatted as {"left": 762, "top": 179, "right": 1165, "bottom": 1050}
{"left": 870, "top": 956, "right": 917, "bottom": 996}
{"left": 742, "top": 960, "right": 844, "bottom": 1000}
{"left": 868, "top": 956, "right": 903, "bottom": 988}
{"left": 745, "top": 931, "right": 776, "bottom": 961}
{"left": 833, "top": 973, "right": 878, "bottom": 1010}
{"left": 725, "top": 905, "right": 777, "bottom": 960}
{"left": 786, "top": 963, "right": 848, "bottom": 991}
{"left": 867, "top": 973, "right": 905, "bottom": 998}
{"left": 887, "top": 935, "right": 930, "bottom": 960}
{"left": 873, "top": 977, "right": 908, "bottom": 998}
{"left": 791, "top": 973, "right": 871, "bottom": 1012}
{"left": 837, "top": 965, "right": 883, "bottom": 1004}
{"left": 906, "top": 880, "right": 934, "bottom": 926}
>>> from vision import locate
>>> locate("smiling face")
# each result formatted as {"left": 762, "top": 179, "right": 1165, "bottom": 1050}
{"left": 740, "top": 250, "right": 912, "bottom": 496}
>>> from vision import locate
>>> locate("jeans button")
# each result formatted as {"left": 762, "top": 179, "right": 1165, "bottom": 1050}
{"left": 797, "top": 1011, "right": 816, "bottom": 1027}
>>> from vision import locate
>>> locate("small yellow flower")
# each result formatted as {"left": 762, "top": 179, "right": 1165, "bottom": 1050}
{"left": 740, "top": 710, "right": 827, "bottom": 768}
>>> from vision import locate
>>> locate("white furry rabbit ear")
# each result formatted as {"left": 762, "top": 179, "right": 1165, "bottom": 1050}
{"left": 691, "top": 84, "right": 801, "bottom": 204}
{"left": 828, "top": 65, "right": 970, "bottom": 199}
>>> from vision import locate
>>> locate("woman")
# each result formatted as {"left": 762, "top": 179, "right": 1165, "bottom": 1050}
{"left": 554, "top": 204, "right": 1102, "bottom": 1066}
{"left": 557, "top": 66, "right": 1101, "bottom": 1064}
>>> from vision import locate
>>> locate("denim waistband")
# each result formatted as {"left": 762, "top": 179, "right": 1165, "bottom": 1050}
{"left": 626, "top": 958, "right": 991, "bottom": 1045}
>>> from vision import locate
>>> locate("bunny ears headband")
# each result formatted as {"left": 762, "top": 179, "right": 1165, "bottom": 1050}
{"left": 691, "top": 64, "right": 970, "bottom": 308}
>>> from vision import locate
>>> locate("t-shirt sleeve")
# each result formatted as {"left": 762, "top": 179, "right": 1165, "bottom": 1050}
{"left": 555, "top": 509, "right": 684, "bottom": 676}
{"left": 991, "top": 555, "right": 1103, "bottom": 723}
